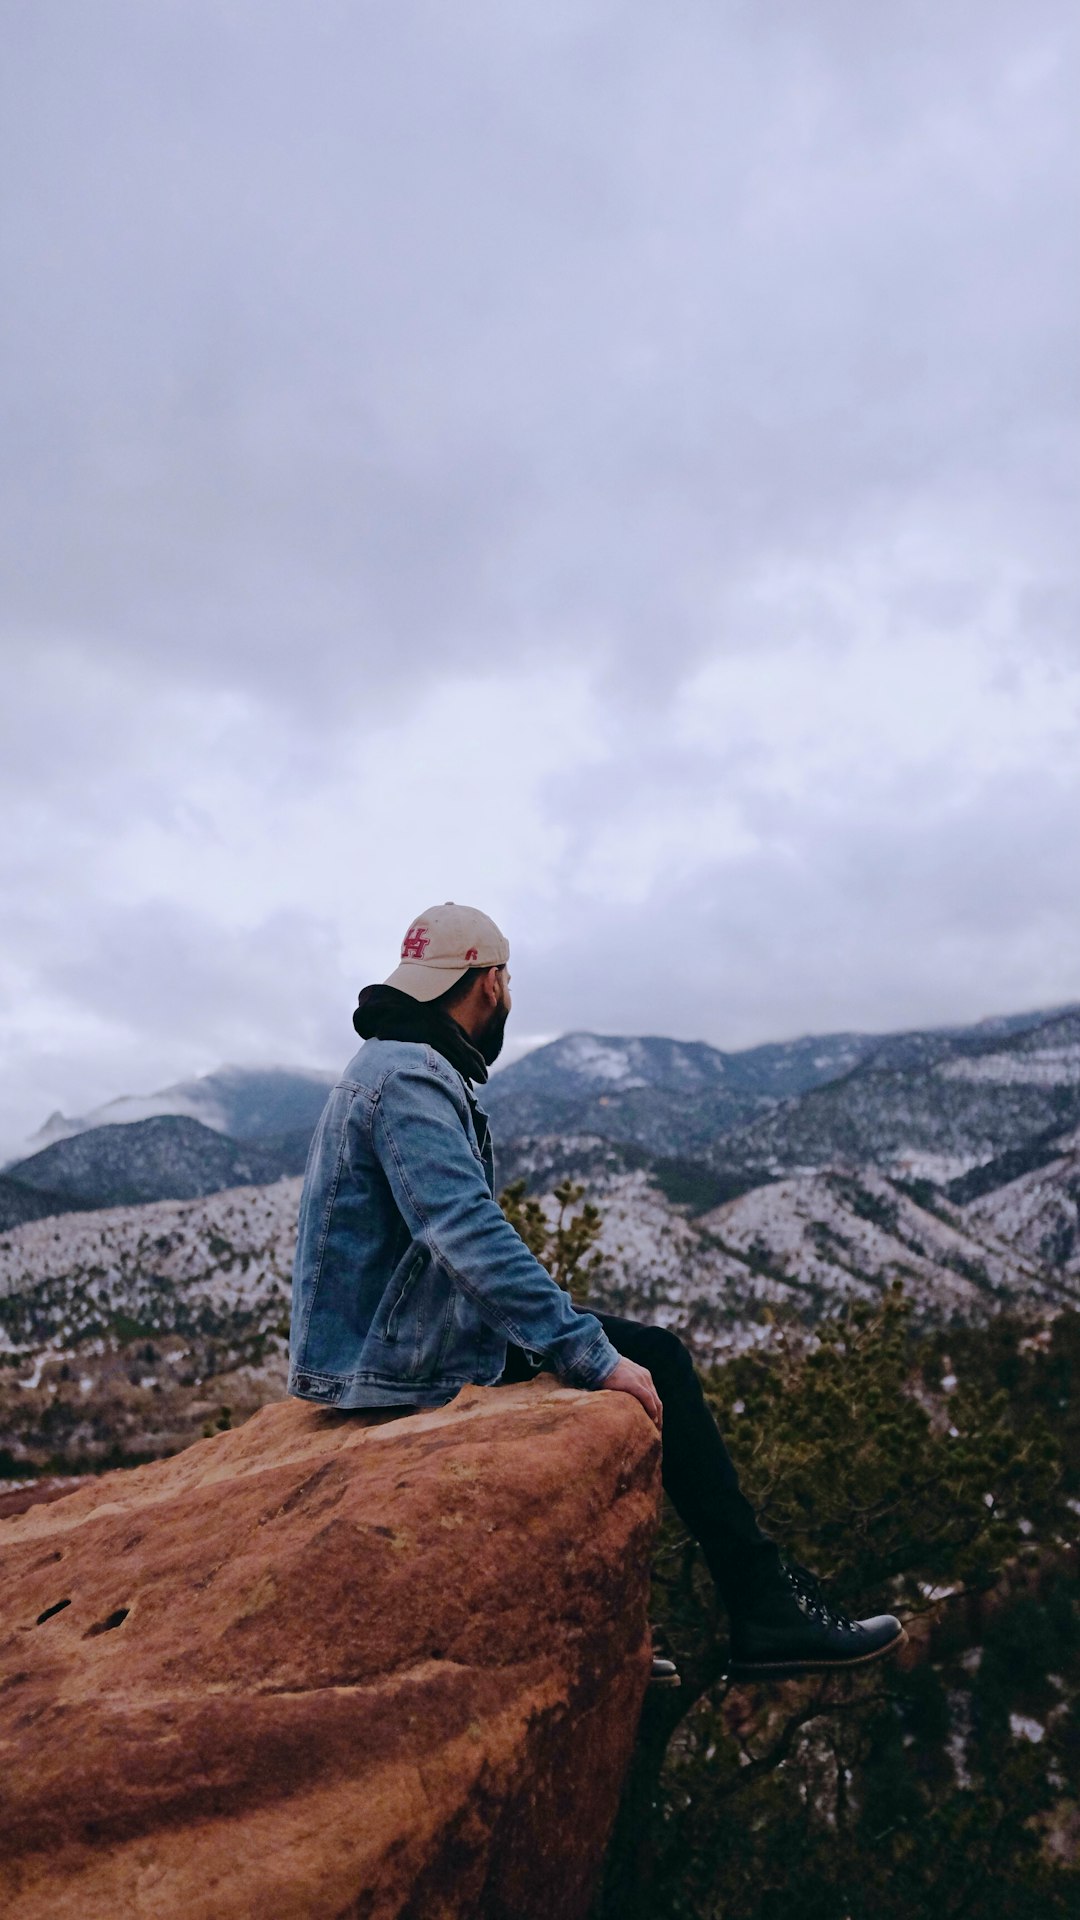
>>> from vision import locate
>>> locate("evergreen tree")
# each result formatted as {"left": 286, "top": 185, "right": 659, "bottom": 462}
{"left": 498, "top": 1188, "right": 1080, "bottom": 1918}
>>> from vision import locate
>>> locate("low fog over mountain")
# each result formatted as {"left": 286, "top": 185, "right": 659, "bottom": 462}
{"left": 10, "top": 1065, "right": 337, "bottom": 1164}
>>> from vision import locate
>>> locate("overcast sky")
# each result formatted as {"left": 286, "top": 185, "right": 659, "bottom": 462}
{"left": 1, "top": 0, "right": 1078, "bottom": 1154}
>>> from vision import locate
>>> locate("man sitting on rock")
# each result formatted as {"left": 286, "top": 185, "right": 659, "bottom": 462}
{"left": 289, "top": 902, "right": 904, "bottom": 1682}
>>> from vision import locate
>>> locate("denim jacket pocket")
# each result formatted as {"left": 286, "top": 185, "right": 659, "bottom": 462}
{"left": 384, "top": 1253, "right": 424, "bottom": 1342}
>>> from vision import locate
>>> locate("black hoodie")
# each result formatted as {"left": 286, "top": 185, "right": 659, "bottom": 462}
{"left": 352, "top": 983, "right": 489, "bottom": 1088}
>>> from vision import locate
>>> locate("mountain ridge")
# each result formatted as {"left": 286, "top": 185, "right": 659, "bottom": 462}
{"left": 0, "top": 1116, "right": 311, "bottom": 1230}
{"left": 709, "top": 1008, "right": 1080, "bottom": 1187}
{"left": 6, "top": 1064, "right": 337, "bottom": 1167}
{"left": 4, "top": 1000, "right": 1078, "bottom": 1230}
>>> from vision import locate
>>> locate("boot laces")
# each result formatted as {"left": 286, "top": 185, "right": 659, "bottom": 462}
{"left": 783, "top": 1560, "right": 858, "bottom": 1634}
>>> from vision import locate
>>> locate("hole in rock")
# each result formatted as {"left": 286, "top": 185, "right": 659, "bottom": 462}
{"left": 36, "top": 1599, "right": 71, "bottom": 1625}
{"left": 84, "top": 1607, "right": 129, "bottom": 1637}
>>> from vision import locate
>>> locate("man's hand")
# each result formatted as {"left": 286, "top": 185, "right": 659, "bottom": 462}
{"left": 598, "top": 1356, "right": 662, "bottom": 1430}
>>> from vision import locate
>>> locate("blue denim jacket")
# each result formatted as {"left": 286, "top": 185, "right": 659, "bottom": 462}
{"left": 288, "top": 1039, "right": 620, "bottom": 1408}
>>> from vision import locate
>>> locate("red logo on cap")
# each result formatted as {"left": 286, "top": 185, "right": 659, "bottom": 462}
{"left": 402, "top": 925, "right": 430, "bottom": 959}
{"left": 465, "top": 947, "right": 478, "bottom": 962}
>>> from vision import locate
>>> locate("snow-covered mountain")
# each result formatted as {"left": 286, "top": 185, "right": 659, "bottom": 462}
{"left": 484, "top": 1031, "right": 774, "bottom": 1152}
{"left": 0, "top": 1116, "right": 313, "bottom": 1230}
{"left": 483, "top": 1007, "right": 1079, "bottom": 1166}
{"left": 6, "top": 1001, "right": 1078, "bottom": 1235}
{"left": 483, "top": 1026, "right": 893, "bottom": 1146}
{"left": 8, "top": 1064, "right": 337, "bottom": 1166}
{"left": 711, "top": 1009, "right": 1080, "bottom": 1188}
{"left": 0, "top": 1067, "right": 336, "bottom": 1230}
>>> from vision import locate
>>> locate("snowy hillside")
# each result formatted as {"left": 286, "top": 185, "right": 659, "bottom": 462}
{"left": 2, "top": 1074, "right": 1079, "bottom": 1474}
{"left": 0, "top": 1179, "right": 300, "bottom": 1472}
{"left": 0, "top": 1176, "right": 300, "bottom": 1350}
{"left": 712, "top": 1010, "right": 1080, "bottom": 1188}
{"left": 701, "top": 1168, "right": 1065, "bottom": 1319}
{"left": 552, "top": 1160, "right": 1077, "bottom": 1361}
{"left": 966, "top": 1127, "right": 1080, "bottom": 1276}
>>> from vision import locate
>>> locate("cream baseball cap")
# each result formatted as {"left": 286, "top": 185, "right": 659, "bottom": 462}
{"left": 384, "top": 902, "right": 510, "bottom": 1003}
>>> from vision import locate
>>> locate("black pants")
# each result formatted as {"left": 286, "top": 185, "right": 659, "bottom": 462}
{"left": 498, "top": 1312, "right": 781, "bottom": 1614}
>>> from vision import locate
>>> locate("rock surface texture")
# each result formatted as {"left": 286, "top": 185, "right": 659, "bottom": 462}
{"left": 0, "top": 1380, "right": 661, "bottom": 1920}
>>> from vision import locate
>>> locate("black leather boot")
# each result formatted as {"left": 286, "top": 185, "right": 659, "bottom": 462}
{"left": 728, "top": 1560, "right": 906, "bottom": 1680}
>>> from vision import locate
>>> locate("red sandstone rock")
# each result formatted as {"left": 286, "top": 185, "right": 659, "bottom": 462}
{"left": 0, "top": 1477, "right": 85, "bottom": 1521}
{"left": 0, "top": 1378, "right": 660, "bottom": 1920}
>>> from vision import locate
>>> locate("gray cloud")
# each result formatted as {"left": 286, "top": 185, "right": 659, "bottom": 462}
{"left": 523, "top": 757, "right": 1080, "bottom": 1046}
{"left": 1, "top": 1, "right": 1078, "bottom": 1146}
{"left": 3, "top": 1, "right": 1076, "bottom": 713}
{"left": 39, "top": 898, "right": 351, "bottom": 1063}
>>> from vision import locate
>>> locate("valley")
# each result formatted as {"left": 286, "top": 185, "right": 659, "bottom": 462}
{"left": 1, "top": 1002, "right": 1077, "bottom": 1476}
{"left": 1, "top": 1111, "right": 1076, "bottom": 1476}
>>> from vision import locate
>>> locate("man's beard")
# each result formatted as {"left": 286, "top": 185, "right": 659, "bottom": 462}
{"left": 477, "top": 1002, "right": 509, "bottom": 1067}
